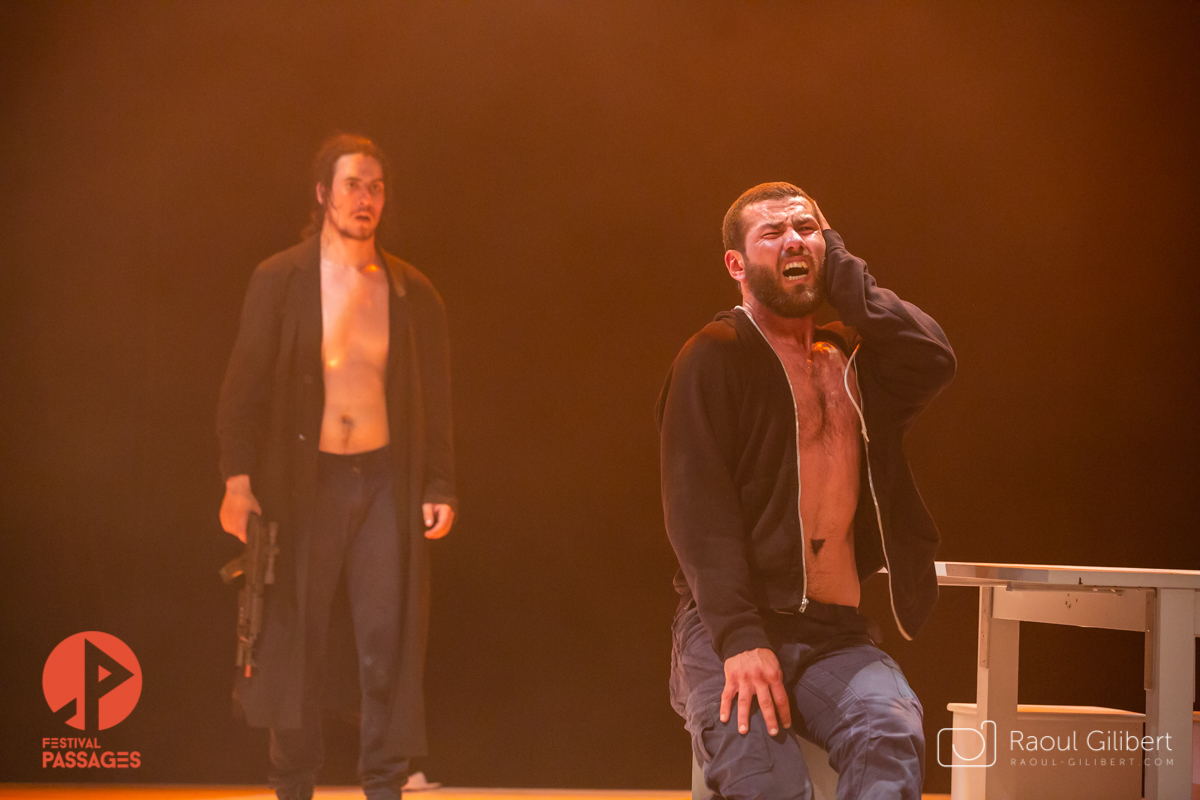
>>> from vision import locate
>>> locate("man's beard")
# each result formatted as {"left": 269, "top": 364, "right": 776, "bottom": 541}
{"left": 743, "top": 256, "right": 826, "bottom": 318}
{"left": 326, "top": 203, "right": 377, "bottom": 241}
{"left": 334, "top": 220, "right": 374, "bottom": 241}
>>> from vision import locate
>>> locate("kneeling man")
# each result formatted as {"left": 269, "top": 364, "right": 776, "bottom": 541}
{"left": 657, "top": 183, "right": 955, "bottom": 799}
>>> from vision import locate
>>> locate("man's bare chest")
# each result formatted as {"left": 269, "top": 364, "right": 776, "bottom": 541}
{"left": 319, "top": 266, "right": 390, "bottom": 367}
{"left": 776, "top": 342, "right": 861, "bottom": 447}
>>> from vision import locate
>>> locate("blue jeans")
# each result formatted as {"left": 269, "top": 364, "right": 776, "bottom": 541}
{"left": 670, "top": 602, "right": 925, "bottom": 800}
{"left": 269, "top": 448, "right": 408, "bottom": 800}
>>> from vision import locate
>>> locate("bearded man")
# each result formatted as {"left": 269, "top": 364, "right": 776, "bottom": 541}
{"left": 217, "top": 134, "right": 456, "bottom": 800}
{"left": 657, "top": 182, "right": 955, "bottom": 799}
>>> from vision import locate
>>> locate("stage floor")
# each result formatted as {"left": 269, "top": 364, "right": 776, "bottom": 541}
{"left": 0, "top": 788, "right": 953, "bottom": 799}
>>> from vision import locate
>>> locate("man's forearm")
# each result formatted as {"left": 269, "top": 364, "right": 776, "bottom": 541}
{"left": 823, "top": 229, "right": 956, "bottom": 405}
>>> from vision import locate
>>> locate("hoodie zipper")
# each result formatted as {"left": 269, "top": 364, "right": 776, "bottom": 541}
{"left": 737, "top": 307, "right": 808, "bottom": 613}
{"left": 737, "top": 307, "right": 909, "bottom": 635}
{"left": 844, "top": 346, "right": 912, "bottom": 641}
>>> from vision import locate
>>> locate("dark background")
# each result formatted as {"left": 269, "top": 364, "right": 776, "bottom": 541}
{"left": 2, "top": 3, "right": 1198, "bottom": 794}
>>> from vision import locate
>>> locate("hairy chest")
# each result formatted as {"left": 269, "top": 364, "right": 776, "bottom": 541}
{"left": 775, "top": 342, "right": 862, "bottom": 447}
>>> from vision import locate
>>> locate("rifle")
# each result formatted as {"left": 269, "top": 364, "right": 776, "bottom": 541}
{"left": 219, "top": 513, "right": 279, "bottom": 677}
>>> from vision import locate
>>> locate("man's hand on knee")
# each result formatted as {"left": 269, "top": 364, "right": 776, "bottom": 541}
{"left": 720, "top": 647, "right": 791, "bottom": 737}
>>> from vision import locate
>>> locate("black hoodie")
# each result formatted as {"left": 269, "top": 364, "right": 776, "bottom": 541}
{"left": 656, "top": 229, "right": 955, "bottom": 660}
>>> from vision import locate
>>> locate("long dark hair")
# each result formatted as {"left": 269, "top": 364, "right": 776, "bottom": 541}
{"left": 301, "top": 133, "right": 391, "bottom": 239}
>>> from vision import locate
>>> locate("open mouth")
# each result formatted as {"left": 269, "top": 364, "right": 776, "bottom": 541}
{"left": 782, "top": 264, "right": 810, "bottom": 282}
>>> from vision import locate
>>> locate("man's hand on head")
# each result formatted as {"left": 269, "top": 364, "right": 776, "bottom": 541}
{"left": 422, "top": 503, "right": 455, "bottom": 539}
{"left": 720, "top": 647, "right": 792, "bottom": 737}
{"left": 219, "top": 475, "right": 261, "bottom": 544}
{"left": 812, "top": 199, "right": 831, "bottom": 231}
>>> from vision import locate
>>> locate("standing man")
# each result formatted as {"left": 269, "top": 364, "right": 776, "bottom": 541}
{"left": 217, "top": 134, "right": 457, "bottom": 800}
{"left": 658, "top": 182, "right": 955, "bottom": 799}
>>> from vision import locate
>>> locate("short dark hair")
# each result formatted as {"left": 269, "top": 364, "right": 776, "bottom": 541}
{"left": 722, "top": 181, "right": 814, "bottom": 253}
{"left": 302, "top": 133, "right": 390, "bottom": 239}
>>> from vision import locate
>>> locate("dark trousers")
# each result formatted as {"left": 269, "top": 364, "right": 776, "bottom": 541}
{"left": 670, "top": 601, "right": 925, "bottom": 800}
{"left": 269, "top": 448, "right": 408, "bottom": 800}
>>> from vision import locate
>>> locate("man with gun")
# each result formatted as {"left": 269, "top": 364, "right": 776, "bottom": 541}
{"left": 217, "top": 134, "right": 457, "bottom": 800}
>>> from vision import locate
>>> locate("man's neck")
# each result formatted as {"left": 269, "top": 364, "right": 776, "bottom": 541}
{"left": 320, "top": 224, "right": 378, "bottom": 270}
{"left": 742, "top": 293, "right": 817, "bottom": 353}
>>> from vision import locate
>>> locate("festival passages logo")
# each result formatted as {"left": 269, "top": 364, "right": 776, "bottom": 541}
{"left": 41, "top": 632, "right": 142, "bottom": 769}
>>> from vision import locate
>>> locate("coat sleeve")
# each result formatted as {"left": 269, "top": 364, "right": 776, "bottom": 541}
{"left": 412, "top": 279, "right": 458, "bottom": 511}
{"left": 216, "top": 262, "right": 288, "bottom": 481}
{"left": 822, "top": 229, "right": 956, "bottom": 420}
{"left": 657, "top": 332, "right": 769, "bottom": 659}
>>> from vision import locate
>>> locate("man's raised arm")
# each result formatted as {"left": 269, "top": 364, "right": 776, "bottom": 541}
{"left": 815, "top": 205, "right": 956, "bottom": 416}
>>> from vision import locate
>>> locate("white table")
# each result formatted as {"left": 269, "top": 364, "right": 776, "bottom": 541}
{"left": 935, "top": 561, "right": 1200, "bottom": 799}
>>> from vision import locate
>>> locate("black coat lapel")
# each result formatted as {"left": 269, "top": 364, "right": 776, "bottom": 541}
{"left": 293, "top": 239, "right": 322, "bottom": 377}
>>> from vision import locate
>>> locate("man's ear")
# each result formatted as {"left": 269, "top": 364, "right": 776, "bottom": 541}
{"left": 315, "top": 183, "right": 326, "bottom": 207}
{"left": 724, "top": 249, "right": 746, "bottom": 282}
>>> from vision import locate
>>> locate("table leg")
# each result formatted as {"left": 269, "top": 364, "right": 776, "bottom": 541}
{"left": 1143, "top": 587, "right": 1195, "bottom": 800}
{"left": 977, "top": 586, "right": 1020, "bottom": 800}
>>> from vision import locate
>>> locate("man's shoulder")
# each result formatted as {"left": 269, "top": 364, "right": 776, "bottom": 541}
{"left": 251, "top": 236, "right": 318, "bottom": 280}
{"left": 665, "top": 311, "right": 760, "bottom": 395}
{"left": 656, "top": 311, "right": 751, "bottom": 426}
{"left": 678, "top": 310, "right": 750, "bottom": 364}
{"left": 381, "top": 250, "right": 445, "bottom": 308}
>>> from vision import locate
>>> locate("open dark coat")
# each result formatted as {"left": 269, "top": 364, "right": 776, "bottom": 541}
{"left": 216, "top": 235, "right": 456, "bottom": 756}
